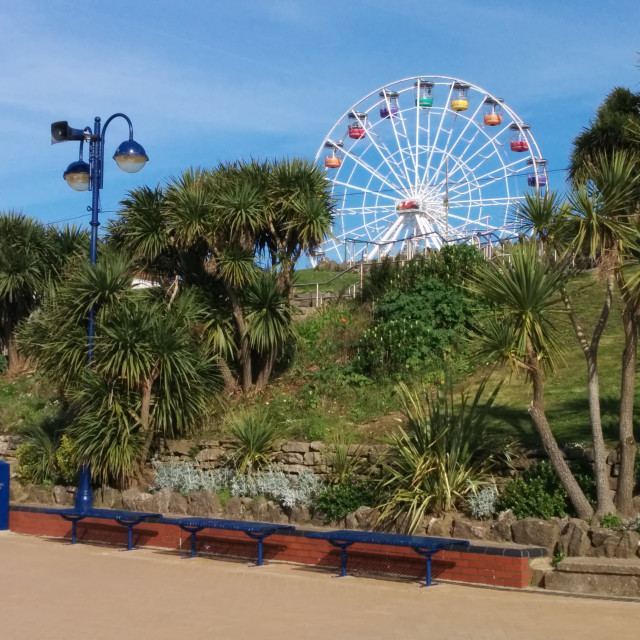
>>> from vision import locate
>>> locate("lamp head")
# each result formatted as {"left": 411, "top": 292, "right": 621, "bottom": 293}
{"left": 63, "top": 160, "right": 90, "bottom": 191}
{"left": 113, "top": 139, "right": 148, "bottom": 173}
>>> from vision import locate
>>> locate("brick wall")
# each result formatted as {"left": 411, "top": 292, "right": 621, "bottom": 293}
{"left": 9, "top": 507, "right": 540, "bottom": 588}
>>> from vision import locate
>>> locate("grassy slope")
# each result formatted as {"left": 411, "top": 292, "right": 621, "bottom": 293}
{"left": 292, "top": 267, "right": 360, "bottom": 294}
{"left": 2, "top": 269, "right": 638, "bottom": 450}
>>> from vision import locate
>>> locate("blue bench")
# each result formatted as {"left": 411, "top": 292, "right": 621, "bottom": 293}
{"left": 43, "top": 507, "right": 162, "bottom": 551}
{"left": 304, "top": 529, "right": 469, "bottom": 586}
{"left": 159, "top": 516, "right": 294, "bottom": 566}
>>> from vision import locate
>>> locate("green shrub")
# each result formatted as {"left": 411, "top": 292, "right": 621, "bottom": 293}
{"left": 314, "top": 479, "right": 375, "bottom": 523}
{"left": 353, "top": 277, "right": 470, "bottom": 379}
{"left": 499, "top": 461, "right": 596, "bottom": 519}
{"left": 55, "top": 435, "right": 78, "bottom": 485}
{"left": 16, "top": 425, "right": 59, "bottom": 485}
{"left": 0, "top": 353, "right": 7, "bottom": 374}
{"left": 601, "top": 513, "right": 623, "bottom": 529}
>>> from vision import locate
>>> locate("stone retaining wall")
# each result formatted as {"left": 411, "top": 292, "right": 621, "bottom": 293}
{"left": 158, "top": 438, "right": 388, "bottom": 480}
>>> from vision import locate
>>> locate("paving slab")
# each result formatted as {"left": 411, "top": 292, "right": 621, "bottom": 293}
{"left": 1, "top": 533, "right": 639, "bottom": 640}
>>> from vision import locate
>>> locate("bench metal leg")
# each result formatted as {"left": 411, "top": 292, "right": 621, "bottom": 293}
{"left": 246, "top": 532, "right": 273, "bottom": 566}
{"left": 61, "top": 515, "right": 85, "bottom": 545}
{"left": 414, "top": 548, "right": 436, "bottom": 587}
{"left": 326, "top": 541, "right": 353, "bottom": 577}
{"left": 115, "top": 518, "right": 145, "bottom": 551}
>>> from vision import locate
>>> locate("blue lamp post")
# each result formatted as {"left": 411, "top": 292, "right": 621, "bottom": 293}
{"left": 51, "top": 114, "right": 148, "bottom": 510}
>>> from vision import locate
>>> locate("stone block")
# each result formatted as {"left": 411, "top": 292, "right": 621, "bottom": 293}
{"left": 25, "top": 485, "right": 55, "bottom": 505}
{"left": 545, "top": 557, "right": 640, "bottom": 597}
{"left": 167, "top": 491, "right": 188, "bottom": 515}
{"left": 164, "top": 439, "right": 197, "bottom": 457}
{"left": 615, "top": 530, "right": 640, "bottom": 559}
{"left": 590, "top": 528, "right": 622, "bottom": 558}
{"left": 274, "top": 452, "right": 304, "bottom": 464}
{"left": 558, "top": 518, "right": 591, "bottom": 557}
{"left": 452, "top": 517, "right": 489, "bottom": 540}
{"left": 195, "top": 448, "right": 224, "bottom": 463}
{"left": 308, "top": 441, "right": 326, "bottom": 453}
{"left": 266, "top": 501, "right": 289, "bottom": 524}
{"left": 187, "top": 489, "right": 220, "bottom": 517}
{"left": 53, "top": 485, "right": 75, "bottom": 507}
{"left": 281, "top": 442, "right": 309, "bottom": 454}
{"left": 224, "top": 496, "right": 244, "bottom": 520}
{"left": 288, "top": 505, "right": 311, "bottom": 525}
{"left": 426, "top": 513, "right": 454, "bottom": 537}
{"left": 511, "top": 518, "right": 562, "bottom": 554}
{"left": 251, "top": 497, "right": 269, "bottom": 521}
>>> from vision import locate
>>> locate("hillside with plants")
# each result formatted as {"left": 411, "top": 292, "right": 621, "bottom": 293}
{"left": 2, "top": 85, "right": 640, "bottom": 532}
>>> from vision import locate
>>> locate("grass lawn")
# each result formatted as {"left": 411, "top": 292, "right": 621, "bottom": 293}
{"left": 292, "top": 267, "right": 360, "bottom": 295}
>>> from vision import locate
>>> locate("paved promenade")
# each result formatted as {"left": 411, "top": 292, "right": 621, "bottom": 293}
{"left": 1, "top": 533, "right": 638, "bottom": 640}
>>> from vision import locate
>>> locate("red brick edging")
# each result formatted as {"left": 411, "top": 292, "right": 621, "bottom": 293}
{"left": 8, "top": 508, "right": 540, "bottom": 588}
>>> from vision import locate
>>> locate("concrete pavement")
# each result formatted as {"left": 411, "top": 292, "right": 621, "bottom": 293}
{"left": 1, "top": 533, "right": 638, "bottom": 640}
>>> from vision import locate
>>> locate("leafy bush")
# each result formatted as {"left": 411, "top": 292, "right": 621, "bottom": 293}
{"left": 152, "top": 463, "right": 323, "bottom": 509}
{"left": 601, "top": 513, "right": 623, "bottom": 529}
{"left": 16, "top": 425, "right": 58, "bottom": 485}
{"left": 379, "top": 378, "right": 505, "bottom": 533}
{"left": 353, "top": 277, "right": 470, "bottom": 379}
{"left": 314, "top": 479, "right": 375, "bottom": 522}
{"left": 362, "top": 244, "right": 484, "bottom": 301}
{"left": 499, "top": 461, "right": 596, "bottom": 519}
{"left": 467, "top": 485, "right": 499, "bottom": 520}
{"left": 55, "top": 435, "right": 78, "bottom": 485}
{"left": 0, "top": 353, "right": 7, "bottom": 374}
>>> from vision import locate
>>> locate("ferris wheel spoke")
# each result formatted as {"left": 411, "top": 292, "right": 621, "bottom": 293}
{"left": 359, "top": 121, "right": 411, "bottom": 190}
{"left": 447, "top": 157, "right": 526, "bottom": 198}
{"left": 428, "top": 100, "right": 484, "bottom": 190}
{"left": 331, "top": 178, "right": 398, "bottom": 203}
{"left": 388, "top": 101, "right": 416, "bottom": 184}
{"left": 337, "top": 145, "right": 405, "bottom": 196}
{"left": 422, "top": 84, "right": 455, "bottom": 188}
{"left": 385, "top": 98, "right": 411, "bottom": 186}
{"left": 445, "top": 124, "right": 511, "bottom": 183}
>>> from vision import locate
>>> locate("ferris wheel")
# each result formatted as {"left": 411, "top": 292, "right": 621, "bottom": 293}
{"left": 314, "top": 75, "right": 547, "bottom": 264}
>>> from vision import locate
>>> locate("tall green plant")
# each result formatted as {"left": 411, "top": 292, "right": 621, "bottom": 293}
{"left": 379, "top": 378, "right": 503, "bottom": 533}
{"left": 228, "top": 410, "right": 284, "bottom": 475}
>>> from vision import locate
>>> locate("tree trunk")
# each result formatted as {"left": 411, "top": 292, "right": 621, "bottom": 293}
{"left": 216, "top": 357, "right": 239, "bottom": 395}
{"left": 526, "top": 339, "right": 594, "bottom": 519}
{"left": 561, "top": 281, "right": 616, "bottom": 518}
{"left": 139, "top": 377, "right": 155, "bottom": 455}
{"left": 226, "top": 287, "right": 252, "bottom": 393}
{"left": 254, "top": 349, "right": 277, "bottom": 392}
{"left": 6, "top": 334, "right": 28, "bottom": 374}
{"left": 616, "top": 303, "right": 638, "bottom": 516}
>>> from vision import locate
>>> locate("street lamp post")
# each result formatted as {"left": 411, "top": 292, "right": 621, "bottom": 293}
{"left": 51, "top": 114, "right": 148, "bottom": 510}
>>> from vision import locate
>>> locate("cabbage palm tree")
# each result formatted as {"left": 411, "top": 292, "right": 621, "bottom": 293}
{"left": 553, "top": 151, "right": 640, "bottom": 516}
{"left": 471, "top": 243, "right": 594, "bottom": 519}
{"left": 110, "top": 159, "right": 330, "bottom": 394}
{"left": 510, "top": 191, "right": 569, "bottom": 254}
{"left": 0, "top": 213, "right": 52, "bottom": 372}
{"left": 18, "top": 251, "right": 219, "bottom": 485}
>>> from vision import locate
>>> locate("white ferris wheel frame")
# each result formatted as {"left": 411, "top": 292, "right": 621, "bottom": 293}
{"left": 314, "top": 75, "right": 547, "bottom": 264}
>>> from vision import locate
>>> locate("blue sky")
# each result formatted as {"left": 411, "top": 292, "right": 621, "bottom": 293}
{"left": 1, "top": 0, "right": 639, "bottom": 232}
